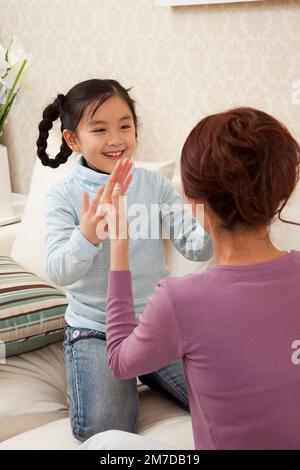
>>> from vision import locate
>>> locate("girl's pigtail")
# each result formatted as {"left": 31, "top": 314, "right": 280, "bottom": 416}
{"left": 36, "top": 94, "right": 73, "bottom": 168}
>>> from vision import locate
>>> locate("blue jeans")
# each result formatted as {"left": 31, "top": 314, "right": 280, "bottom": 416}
{"left": 64, "top": 325, "right": 189, "bottom": 442}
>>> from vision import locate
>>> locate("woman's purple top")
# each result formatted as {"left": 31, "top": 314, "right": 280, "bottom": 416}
{"left": 106, "top": 251, "right": 300, "bottom": 449}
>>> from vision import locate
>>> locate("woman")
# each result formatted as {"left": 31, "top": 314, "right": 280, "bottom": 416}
{"left": 100, "top": 107, "right": 300, "bottom": 450}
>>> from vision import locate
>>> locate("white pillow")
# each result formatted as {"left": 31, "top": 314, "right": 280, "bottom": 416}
{"left": 134, "top": 160, "right": 175, "bottom": 182}
{"left": 11, "top": 154, "right": 175, "bottom": 285}
{"left": 270, "top": 203, "right": 300, "bottom": 251}
{"left": 79, "top": 430, "right": 176, "bottom": 450}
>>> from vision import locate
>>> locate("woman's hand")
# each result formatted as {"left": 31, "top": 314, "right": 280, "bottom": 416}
{"left": 96, "top": 159, "right": 132, "bottom": 241}
{"left": 79, "top": 185, "right": 107, "bottom": 246}
{"left": 96, "top": 158, "right": 133, "bottom": 271}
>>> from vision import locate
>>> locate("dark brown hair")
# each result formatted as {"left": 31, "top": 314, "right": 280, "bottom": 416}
{"left": 181, "top": 107, "right": 300, "bottom": 230}
{"left": 36, "top": 79, "right": 138, "bottom": 168}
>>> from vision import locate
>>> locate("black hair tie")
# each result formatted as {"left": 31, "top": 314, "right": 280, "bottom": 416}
{"left": 57, "top": 93, "right": 65, "bottom": 106}
{"left": 56, "top": 93, "right": 65, "bottom": 118}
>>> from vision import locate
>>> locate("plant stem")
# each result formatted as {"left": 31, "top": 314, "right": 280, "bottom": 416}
{"left": 0, "top": 58, "right": 27, "bottom": 125}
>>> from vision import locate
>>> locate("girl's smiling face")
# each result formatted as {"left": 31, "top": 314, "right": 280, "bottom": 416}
{"left": 63, "top": 95, "right": 136, "bottom": 173}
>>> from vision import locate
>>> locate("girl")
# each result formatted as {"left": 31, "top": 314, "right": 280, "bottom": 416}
{"left": 36, "top": 79, "right": 212, "bottom": 442}
{"left": 105, "top": 107, "right": 300, "bottom": 449}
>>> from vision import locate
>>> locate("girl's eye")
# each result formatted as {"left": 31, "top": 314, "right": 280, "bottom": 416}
{"left": 121, "top": 125, "right": 131, "bottom": 129}
{"left": 94, "top": 129, "right": 105, "bottom": 133}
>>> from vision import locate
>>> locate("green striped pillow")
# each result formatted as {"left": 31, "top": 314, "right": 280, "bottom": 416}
{"left": 0, "top": 256, "right": 67, "bottom": 358}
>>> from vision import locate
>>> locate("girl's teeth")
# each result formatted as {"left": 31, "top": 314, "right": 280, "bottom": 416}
{"left": 105, "top": 151, "right": 123, "bottom": 157}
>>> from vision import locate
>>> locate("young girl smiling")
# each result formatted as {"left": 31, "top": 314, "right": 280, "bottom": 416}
{"left": 36, "top": 78, "right": 212, "bottom": 442}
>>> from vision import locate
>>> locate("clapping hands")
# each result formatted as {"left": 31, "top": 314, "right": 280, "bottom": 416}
{"left": 79, "top": 159, "right": 133, "bottom": 245}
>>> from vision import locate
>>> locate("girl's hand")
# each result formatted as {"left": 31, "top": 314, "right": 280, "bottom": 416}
{"left": 105, "top": 159, "right": 132, "bottom": 271}
{"left": 96, "top": 159, "right": 132, "bottom": 241}
{"left": 100, "top": 158, "right": 133, "bottom": 205}
{"left": 80, "top": 186, "right": 108, "bottom": 245}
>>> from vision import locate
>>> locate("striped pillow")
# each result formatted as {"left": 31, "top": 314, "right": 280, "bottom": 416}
{"left": 0, "top": 256, "right": 67, "bottom": 357}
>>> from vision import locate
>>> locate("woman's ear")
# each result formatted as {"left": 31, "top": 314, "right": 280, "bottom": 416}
{"left": 189, "top": 198, "right": 211, "bottom": 235}
{"left": 190, "top": 198, "right": 204, "bottom": 221}
{"left": 188, "top": 198, "right": 205, "bottom": 213}
{"left": 63, "top": 129, "right": 81, "bottom": 153}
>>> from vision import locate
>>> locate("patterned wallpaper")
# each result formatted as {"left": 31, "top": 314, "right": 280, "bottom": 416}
{"left": 0, "top": 0, "right": 300, "bottom": 196}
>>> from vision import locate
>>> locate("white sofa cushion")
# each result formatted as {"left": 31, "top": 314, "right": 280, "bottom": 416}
{"left": 0, "top": 426, "right": 184, "bottom": 451}
{"left": 79, "top": 430, "right": 176, "bottom": 450}
{"left": 0, "top": 419, "right": 80, "bottom": 450}
{"left": 0, "top": 342, "right": 69, "bottom": 442}
{"left": 0, "top": 341, "right": 193, "bottom": 449}
{"left": 0, "top": 399, "right": 193, "bottom": 450}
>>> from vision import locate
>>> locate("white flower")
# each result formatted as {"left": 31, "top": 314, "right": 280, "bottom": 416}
{"left": 0, "top": 36, "right": 30, "bottom": 136}
{"left": 72, "top": 330, "right": 80, "bottom": 339}
{"left": 0, "top": 44, "right": 9, "bottom": 78}
{"left": 6, "top": 36, "right": 27, "bottom": 68}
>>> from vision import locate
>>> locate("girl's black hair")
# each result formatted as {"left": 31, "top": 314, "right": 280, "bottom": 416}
{"left": 36, "top": 79, "right": 138, "bottom": 168}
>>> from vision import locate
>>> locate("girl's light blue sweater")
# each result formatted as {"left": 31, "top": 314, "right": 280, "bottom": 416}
{"left": 45, "top": 157, "right": 212, "bottom": 332}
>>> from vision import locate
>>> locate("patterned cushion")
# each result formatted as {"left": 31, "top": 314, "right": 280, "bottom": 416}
{"left": 0, "top": 256, "right": 67, "bottom": 358}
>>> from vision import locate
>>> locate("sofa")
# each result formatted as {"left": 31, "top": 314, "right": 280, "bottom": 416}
{"left": 0, "top": 148, "right": 299, "bottom": 450}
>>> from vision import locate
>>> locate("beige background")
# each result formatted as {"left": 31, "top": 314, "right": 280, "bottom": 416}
{"left": 0, "top": 0, "right": 300, "bottom": 195}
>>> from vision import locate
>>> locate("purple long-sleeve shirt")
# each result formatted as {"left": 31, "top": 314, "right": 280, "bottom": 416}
{"left": 106, "top": 250, "right": 300, "bottom": 450}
